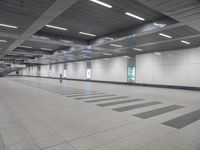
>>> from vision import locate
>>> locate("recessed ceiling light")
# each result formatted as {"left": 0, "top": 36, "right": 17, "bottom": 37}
{"left": 110, "top": 44, "right": 123, "bottom": 48}
{"left": 153, "top": 23, "right": 166, "bottom": 28}
{"left": 90, "top": 0, "right": 112, "bottom": 8}
{"left": 105, "top": 37, "right": 114, "bottom": 40}
{"left": 41, "top": 48, "right": 53, "bottom": 51}
{"left": 154, "top": 52, "right": 161, "bottom": 55}
{"left": 158, "top": 33, "right": 172, "bottom": 39}
{"left": 82, "top": 50, "right": 93, "bottom": 53}
{"left": 102, "top": 52, "right": 112, "bottom": 56}
{"left": 79, "top": 32, "right": 96, "bottom": 37}
{"left": 45, "top": 25, "right": 68, "bottom": 31}
{"left": 125, "top": 12, "right": 145, "bottom": 21}
{"left": 0, "top": 47, "right": 2, "bottom": 50}
{"left": 19, "top": 45, "right": 32, "bottom": 49}
{"left": 123, "top": 56, "right": 131, "bottom": 59}
{"left": 60, "top": 39, "right": 73, "bottom": 43}
{"left": 0, "top": 23, "right": 18, "bottom": 29}
{"left": 0, "top": 40, "right": 7, "bottom": 43}
{"left": 133, "top": 48, "right": 143, "bottom": 51}
{"left": 83, "top": 56, "right": 91, "bottom": 58}
{"left": 180, "top": 40, "right": 191, "bottom": 45}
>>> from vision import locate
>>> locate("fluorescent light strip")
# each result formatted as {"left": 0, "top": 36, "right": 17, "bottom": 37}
{"left": 79, "top": 32, "right": 96, "bottom": 37}
{"left": 41, "top": 48, "right": 53, "bottom": 51}
{"left": 105, "top": 37, "right": 114, "bottom": 40}
{"left": 102, "top": 52, "right": 112, "bottom": 56}
{"left": 181, "top": 40, "right": 191, "bottom": 45}
{"left": 82, "top": 50, "right": 93, "bottom": 53}
{"left": 123, "top": 56, "right": 131, "bottom": 59}
{"left": 125, "top": 12, "right": 145, "bottom": 21}
{"left": 159, "top": 33, "right": 172, "bottom": 38}
{"left": 19, "top": 45, "right": 32, "bottom": 49}
{"left": 0, "top": 40, "right": 7, "bottom": 43}
{"left": 154, "top": 52, "right": 161, "bottom": 55}
{"left": 0, "top": 23, "right": 18, "bottom": 29}
{"left": 110, "top": 44, "right": 123, "bottom": 48}
{"left": 90, "top": 0, "right": 112, "bottom": 8}
{"left": 133, "top": 48, "right": 143, "bottom": 51}
{"left": 45, "top": 25, "right": 68, "bottom": 31}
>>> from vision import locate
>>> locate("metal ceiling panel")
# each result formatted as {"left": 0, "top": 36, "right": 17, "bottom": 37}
{"left": 137, "top": 0, "right": 200, "bottom": 32}
{"left": 0, "top": 0, "right": 56, "bottom": 35}
{"left": 39, "top": 0, "right": 164, "bottom": 40}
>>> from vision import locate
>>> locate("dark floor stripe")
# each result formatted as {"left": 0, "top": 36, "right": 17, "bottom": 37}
{"left": 54, "top": 91, "right": 81, "bottom": 94}
{"left": 59, "top": 92, "right": 82, "bottom": 95}
{"left": 163, "top": 109, "right": 200, "bottom": 129}
{"left": 113, "top": 102, "right": 162, "bottom": 112}
{"left": 75, "top": 94, "right": 115, "bottom": 100}
{"left": 67, "top": 93, "right": 105, "bottom": 97}
{"left": 86, "top": 96, "right": 129, "bottom": 103}
{"left": 62, "top": 91, "right": 90, "bottom": 95}
{"left": 134, "top": 105, "right": 185, "bottom": 119}
{"left": 97, "top": 99, "right": 144, "bottom": 107}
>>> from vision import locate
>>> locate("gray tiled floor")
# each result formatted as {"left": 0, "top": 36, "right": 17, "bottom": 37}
{"left": 0, "top": 77, "right": 200, "bottom": 150}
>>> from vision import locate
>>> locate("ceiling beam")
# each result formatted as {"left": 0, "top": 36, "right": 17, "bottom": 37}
{"left": 0, "top": 31, "right": 86, "bottom": 48}
{"left": 109, "top": 34, "right": 200, "bottom": 52}
{"left": 68, "top": 23, "right": 183, "bottom": 54}
{"left": 2, "top": 0, "right": 80, "bottom": 56}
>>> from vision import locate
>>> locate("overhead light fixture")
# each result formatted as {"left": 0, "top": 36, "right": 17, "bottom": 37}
{"left": 105, "top": 37, "right": 114, "bottom": 40}
{"left": 60, "top": 39, "right": 73, "bottom": 43}
{"left": 154, "top": 52, "right": 161, "bottom": 55}
{"left": 102, "top": 52, "right": 112, "bottom": 56}
{"left": 0, "top": 40, "right": 7, "bottom": 43}
{"left": 0, "top": 47, "right": 2, "bottom": 50}
{"left": 0, "top": 23, "right": 18, "bottom": 29}
{"left": 153, "top": 23, "right": 166, "bottom": 28}
{"left": 158, "top": 33, "right": 172, "bottom": 39}
{"left": 133, "top": 48, "right": 143, "bottom": 51}
{"left": 82, "top": 50, "right": 93, "bottom": 53}
{"left": 45, "top": 25, "right": 68, "bottom": 31}
{"left": 125, "top": 12, "right": 145, "bottom": 21}
{"left": 79, "top": 32, "right": 96, "bottom": 37}
{"left": 19, "top": 45, "right": 32, "bottom": 49}
{"left": 90, "top": 0, "right": 112, "bottom": 8}
{"left": 110, "top": 44, "right": 123, "bottom": 48}
{"left": 41, "top": 48, "right": 53, "bottom": 51}
{"left": 180, "top": 40, "right": 191, "bottom": 45}
{"left": 123, "top": 56, "right": 131, "bottom": 59}
{"left": 83, "top": 56, "right": 91, "bottom": 58}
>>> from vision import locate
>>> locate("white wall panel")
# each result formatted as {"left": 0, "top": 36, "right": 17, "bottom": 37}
{"left": 136, "top": 47, "right": 200, "bottom": 87}
{"left": 91, "top": 57, "right": 127, "bottom": 82}
{"left": 188, "top": 48, "right": 200, "bottom": 64}
{"left": 40, "top": 65, "right": 49, "bottom": 77}
{"left": 136, "top": 66, "right": 152, "bottom": 84}
{"left": 67, "top": 61, "right": 86, "bottom": 79}
{"left": 174, "top": 65, "right": 188, "bottom": 86}
{"left": 187, "top": 64, "right": 200, "bottom": 87}
{"left": 51, "top": 64, "right": 64, "bottom": 78}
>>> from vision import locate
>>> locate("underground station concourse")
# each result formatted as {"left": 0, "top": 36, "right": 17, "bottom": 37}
{"left": 0, "top": 0, "right": 200, "bottom": 150}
